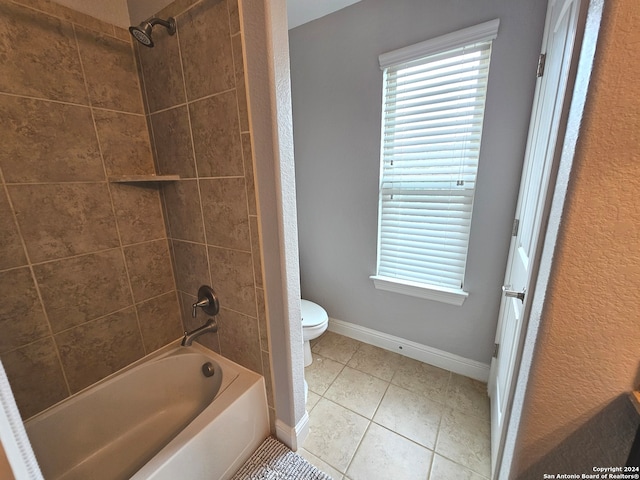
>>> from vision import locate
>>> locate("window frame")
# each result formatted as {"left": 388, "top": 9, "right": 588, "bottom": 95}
{"left": 371, "top": 19, "right": 500, "bottom": 306}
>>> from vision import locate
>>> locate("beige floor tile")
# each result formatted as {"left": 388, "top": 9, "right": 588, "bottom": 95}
{"left": 373, "top": 384, "right": 442, "bottom": 449}
{"left": 391, "top": 356, "right": 451, "bottom": 402}
{"left": 299, "top": 448, "right": 344, "bottom": 479}
{"left": 347, "top": 343, "right": 403, "bottom": 381}
{"left": 306, "top": 390, "right": 321, "bottom": 412}
{"left": 312, "top": 331, "right": 362, "bottom": 364}
{"left": 306, "top": 339, "right": 491, "bottom": 480}
{"left": 436, "top": 408, "right": 491, "bottom": 478}
{"left": 346, "top": 423, "right": 433, "bottom": 480}
{"left": 304, "top": 398, "right": 369, "bottom": 472}
{"left": 446, "top": 374, "right": 490, "bottom": 421}
{"left": 430, "top": 454, "right": 489, "bottom": 480}
{"left": 324, "top": 366, "right": 389, "bottom": 419}
{"left": 305, "top": 354, "right": 344, "bottom": 395}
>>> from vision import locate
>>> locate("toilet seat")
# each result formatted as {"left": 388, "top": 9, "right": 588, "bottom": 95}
{"left": 300, "top": 299, "right": 329, "bottom": 367}
{"left": 301, "top": 299, "right": 328, "bottom": 328}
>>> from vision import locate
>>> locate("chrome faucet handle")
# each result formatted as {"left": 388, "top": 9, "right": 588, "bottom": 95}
{"left": 192, "top": 298, "right": 209, "bottom": 318}
{"left": 191, "top": 285, "right": 220, "bottom": 318}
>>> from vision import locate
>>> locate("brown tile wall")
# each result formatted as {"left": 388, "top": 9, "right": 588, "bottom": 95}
{"left": 137, "top": 0, "right": 274, "bottom": 412}
{"left": 0, "top": 0, "right": 183, "bottom": 419}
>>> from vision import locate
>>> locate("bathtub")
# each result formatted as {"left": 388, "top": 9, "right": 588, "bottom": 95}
{"left": 24, "top": 341, "right": 270, "bottom": 480}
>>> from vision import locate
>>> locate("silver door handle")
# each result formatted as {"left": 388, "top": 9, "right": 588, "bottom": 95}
{"left": 502, "top": 286, "right": 526, "bottom": 303}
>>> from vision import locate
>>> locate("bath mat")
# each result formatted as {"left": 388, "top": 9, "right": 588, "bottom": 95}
{"left": 231, "top": 437, "right": 334, "bottom": 480}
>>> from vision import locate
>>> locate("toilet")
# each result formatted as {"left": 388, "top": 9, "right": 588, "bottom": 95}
{"left": 301, "top": 299, "right": 329, "bottom": 403}
{"left": 301, "top": 299, "right": 329, "bottom": 367}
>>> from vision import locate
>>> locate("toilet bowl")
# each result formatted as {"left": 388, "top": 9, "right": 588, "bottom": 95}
{"left": 301, "top": 299, "right": 329, "bottom": 367}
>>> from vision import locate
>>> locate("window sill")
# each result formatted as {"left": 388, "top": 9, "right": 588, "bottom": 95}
{"left": 370, "top": 275, "right": 468, "bottom": 306}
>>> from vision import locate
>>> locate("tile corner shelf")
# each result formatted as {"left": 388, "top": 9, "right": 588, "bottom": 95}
{"left": 108, "top": 175, "right": 180, "bottom": 183}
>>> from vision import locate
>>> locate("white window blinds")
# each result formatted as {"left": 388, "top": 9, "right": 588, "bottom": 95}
{"left": 375, "top": 20, "right": 498, "bottom": 294}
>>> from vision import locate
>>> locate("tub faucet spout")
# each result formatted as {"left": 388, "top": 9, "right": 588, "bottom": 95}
{"left": 181, "top": 318, "right": 218, "bottom": 346}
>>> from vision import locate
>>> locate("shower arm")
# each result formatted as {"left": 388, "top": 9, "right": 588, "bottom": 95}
{"left": 148, "top": 18, "right": 174, "bottom": 30}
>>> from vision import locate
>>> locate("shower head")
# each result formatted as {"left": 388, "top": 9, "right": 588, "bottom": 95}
{"left": 129, "top": 17, "right": 176, "bottom": 47}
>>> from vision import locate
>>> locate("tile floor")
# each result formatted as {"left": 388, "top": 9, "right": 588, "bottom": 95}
{"left": 299, "top": 331, "right": 491, "bottom": 480}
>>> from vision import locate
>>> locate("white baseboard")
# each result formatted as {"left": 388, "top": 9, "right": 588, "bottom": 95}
{"left": 275, "top": 411, "right": 309, "bottom": 451}
{"left": 328, "top": 317, "right": 490, "bottom": 382}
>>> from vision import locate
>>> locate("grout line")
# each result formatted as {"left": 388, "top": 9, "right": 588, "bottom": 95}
{"left": 342, "top": 419, "right": 372, "bottom": 477}
{"left": 84, "top": 104, "right": 145, "bottom": 116}
{"left": 368, "top": 379, "right": 391, "bottom": 423}
{"left": 433, "top": 451, "right": 491, "bottom": 479}
{"left": 194, "top": 174, "right": 246, "bottom": 180}
{"left": 147, "top": 100, "right": 190, "bottom": 116}
{"left": 44, "top": 304, "right": 139, "bottom": 338}
{"left": 5, "top": 180, "right": 107, "bottom": 186}
{"left": 206, "top": 303, "right": 258, "bottom": 321}
{"left": 0, "top": 264, "right": 31, "bottom": 275}
{"left": 229, "top": 24, "right": 256, "bottom": 265}
{"left": 0, "top": 239, "right": 169, "bottom": 273}
{"left": 120, "top": 236, "right": 169, "bottom": 249}
{"left": 171, "top": 237, "right": 252, "bottom": 254}
{"left": 158, "top": 210, "right": 179, "bottom": 293}
{"left": 187, "top": 86, "right": 238, "bottom": 106}
{"left": 173, "top": 20, "right": 214, "bottom": 291}
{"left": 135, "top": 40, "right": 180, "bottom": 302}
{"left": 307, "top": 333, "right": 491, "bottom": 479}
{"left": 73, "top": 23, "right": 148, "bottom": 354}
{"left": 426, "top": 454, "right": 435, "bottom": 480}
{"left": 131, "top": 42, "right": 151, "bottom": 128}
{"left": 10, "top": 0, "right": 121, "bottom": 41}
{"left": 159, "top": 186, "right": 174, "bottom": 239}
{"left": 225, "top": 0, "right": 234, "bottom": 42}
{"left": 0, "top": 91, "right": 145, "bottom": 117}
{"left": 146, "top": 86, "right": 239, "bottom": 116}
{"left": 0, "top": 166, "right": 72, "bottom": 397}
{"left": 0, "top": 300, "right": 169, "bottom": 362}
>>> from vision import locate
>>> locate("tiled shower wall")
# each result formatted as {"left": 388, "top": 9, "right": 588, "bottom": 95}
{"left": 0, "top": 0, "right": 273, "bottom": 424}
{"left": 0, "top": 0, "right": 183, "bottom": 419}
{"left": 137, "top": 0, "right": 275, "bottom": 415}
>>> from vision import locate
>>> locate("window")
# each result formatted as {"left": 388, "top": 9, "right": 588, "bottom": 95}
{"left": 371, "top": 19, "right": 499, "bottom": 305}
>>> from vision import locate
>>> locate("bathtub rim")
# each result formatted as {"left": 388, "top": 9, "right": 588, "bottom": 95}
{"left": 23, "top": 339, "right": 247, "bottom": 425}
{"left": 24, "top": 340, "right": 270, "bottom": 480}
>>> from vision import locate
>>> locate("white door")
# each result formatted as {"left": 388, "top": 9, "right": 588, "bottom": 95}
{"left": 488, "top": 0, "right": 586, "bottom": 474}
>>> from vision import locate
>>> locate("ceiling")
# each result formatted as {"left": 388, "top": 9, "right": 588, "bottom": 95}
{"left": 287, "top": 0, "right": 361, "bottom": 29}
{"left": 49, "top": 0, "right": 361, "bottom": 30}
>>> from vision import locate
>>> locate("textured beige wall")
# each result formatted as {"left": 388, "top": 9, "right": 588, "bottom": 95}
{"left": 513, "top": 0, "right": 640, "bottom": 475}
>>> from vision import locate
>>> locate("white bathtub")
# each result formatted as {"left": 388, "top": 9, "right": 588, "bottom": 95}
{"left": 24, "top": 341, "right": 270, "bottom": 480}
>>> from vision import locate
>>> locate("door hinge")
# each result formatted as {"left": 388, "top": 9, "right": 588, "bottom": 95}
{"left": 493, "top": 343, "right": 500, "bottom": 359}
{"left": 512, "top": 218, "right": 520, "bottom": 237}
{"left": 537, "top": 53, "right": 546, "bottom": 78}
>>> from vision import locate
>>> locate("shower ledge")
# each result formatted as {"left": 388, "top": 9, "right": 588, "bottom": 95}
{"left": 108, "top": 174, "right": 180, "bottom": 183}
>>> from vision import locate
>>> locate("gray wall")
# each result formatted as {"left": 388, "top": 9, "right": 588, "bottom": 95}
{"left": 289, "top": 0, "right": 547, "bottom": 363}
